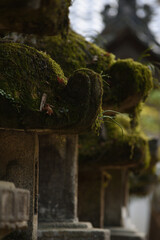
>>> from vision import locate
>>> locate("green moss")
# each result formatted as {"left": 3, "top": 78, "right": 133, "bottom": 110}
{"left": 0, "top": 43, "right": 103, "bottom": 132}
{"left": 104, "top": 59, "right": 153, "bottom": 115}
{"left": 4, "top": 31, "right": 153, "bottom": 129}
{"left": 0, "top": 42, "right": 66, "bottom": 111}
{"left": 79, "top": 114, "right": 150, "bottom": 168}
{"left": 16, "top": 32, "right": 153, "bottom": 118}
{"left": 18, "top": 30, "right": 115, "bottom": 78}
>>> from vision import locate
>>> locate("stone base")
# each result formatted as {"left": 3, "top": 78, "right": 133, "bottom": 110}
{"left": 39, "top": 222, "right": 93, "bottom": 229}
{"left": 108, "top": 228, "right": 145, "bottom": 240}
{"left": 38, "top": 223, "right": 110, "bottom": 240}
{"left": 0, "top": 181, "right": 30, "bottom": 240}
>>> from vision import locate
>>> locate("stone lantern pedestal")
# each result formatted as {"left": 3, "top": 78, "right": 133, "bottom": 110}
{"left": 79, "top": 167, "right": 145, "bottom": 240}
{"left": 102, "top": 169, "right": 145, "bottom": 240}
{"left": 0, "top": 130, "right": 39, "bottom": 240}
{"left": 78, "top": 123, "right": 149, "bottom": 240}
{"left": 38, "top": 134, "right": 110, "bottom": 240}
{"left": 0, "top": 181, "right": 30, "bottom": 240}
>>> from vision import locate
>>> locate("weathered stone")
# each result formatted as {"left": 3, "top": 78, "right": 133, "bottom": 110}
{"left": 103, "top": 170, "right": 128, "bottom": 227}
{"left": 38, "top": 228, "right": 110, "bottom": 240}
{"left": 148, "top": 184, "right": 160, "bottom": 240}
{"left": 79, "top": 168, "right": 146, "bottom": 240}
{"left": 0, "top": 181, "right": 30, "bottom": 239}
{"left": 109, "top": 228, "right": 145, "bottom": 240}
{"left": 39, "top": 134, "right": 78, "bottom": 223}
{"left": 38, "top": 134, "right": 110, "bottom": 240}
{"left": 78, "top": 169, "right": 102, "bottom": 227}
{"left": 0, "top": 130, "right": 39, "bottom": 240}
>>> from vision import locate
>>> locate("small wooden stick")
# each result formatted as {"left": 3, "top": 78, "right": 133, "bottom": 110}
{"left": 40, "top": 93, "right": 47, "bottom": 111}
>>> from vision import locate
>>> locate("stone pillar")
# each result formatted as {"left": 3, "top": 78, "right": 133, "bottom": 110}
{"left": 102, "top": 169, "right": 145, "bottom": 240}
{"left": 0, "top": 181, "right": 30, "bottom": 239}
{"left": 148, "top": 185, "right": 160, "bottom": 240}
{"left": 0, "top": 129, "right": 39, "bottom": 240}
{"left": 78, "top": 169, "right": 102, "bottom": 227}
{"left": 78, "top": 168, "right": 145, "bottom": 240}
{"left": 103, "top": 169, "right": 127, "bottom": 227}
{"left": 39, "top": 134, "right": 78, "bottom": 224}
{"left": 38, "top": 134, "right": 110, "bottom": 240}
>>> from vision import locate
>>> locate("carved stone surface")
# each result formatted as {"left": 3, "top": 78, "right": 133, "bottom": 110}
{"left": 0, "top": 181, "right": 30, "bottom": 239}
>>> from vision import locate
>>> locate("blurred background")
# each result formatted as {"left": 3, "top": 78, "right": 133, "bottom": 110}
{"left": 69, "top": 0, "right": 160, "bottom": 43}
{"left": 69, "top": 1, "right": 160, "bottom": 239}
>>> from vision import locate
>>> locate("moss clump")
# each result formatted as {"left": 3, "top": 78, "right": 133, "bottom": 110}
{"left": 0, "top": 43, "right": 103, "bottom": 132}
{"left": 79, "top": 114, "right": 150, "bottom": 168}
{"left": 0, "top": 42, "right": 66, "bottom": 111}
{"left": 6, "top": 31, "right": 153, "bottom": 120}
{"left": 16, "top": 30, "right": 115, "bottom": 78}
{"left": 103, "top": 59, "right": 153, "bottom": 115}
{"left": 14, "top": 31, "right": 153, "bottom": 117}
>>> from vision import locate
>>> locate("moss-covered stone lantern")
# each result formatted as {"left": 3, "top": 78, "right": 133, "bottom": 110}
{"left": 0, "top": 42, "right": 106, "bottom": 240}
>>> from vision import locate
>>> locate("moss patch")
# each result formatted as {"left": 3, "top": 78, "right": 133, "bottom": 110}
{"left": 79, "top": 114, "right": 150, "bottom": 168}
{"left": 0, "top": 42, "right": 66, "bottom": 111}
{"left": 2, "top": 31, "right": 153, "bottom": 129}
{"left": 104, "top": 59, "right": 153, "bottom": 116}
{"left": 0, "top": 43, "right": 103, "bottom": 132}
{"left": 29, "top": 30, "right": 115, "bottom": 77}
{"left": 14, "top": 31, "right": 153, "bottom": 117}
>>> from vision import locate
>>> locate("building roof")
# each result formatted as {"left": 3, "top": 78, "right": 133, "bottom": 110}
{"left": 98, "top": 0, "right": 160, "bottom": 59}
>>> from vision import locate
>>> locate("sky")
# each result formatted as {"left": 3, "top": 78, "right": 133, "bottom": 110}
{"left": 69, "top": 0, "right": 160, "bottom": 43}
